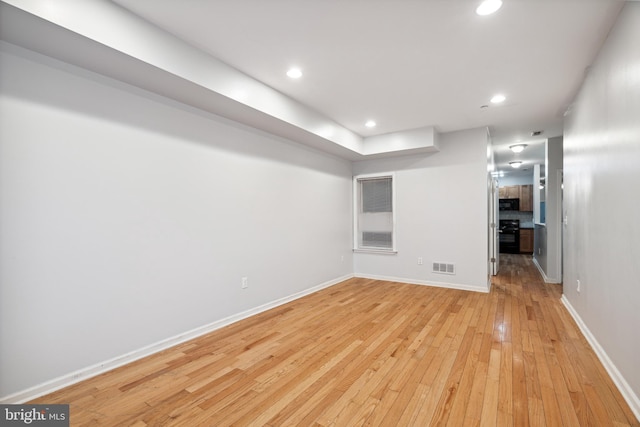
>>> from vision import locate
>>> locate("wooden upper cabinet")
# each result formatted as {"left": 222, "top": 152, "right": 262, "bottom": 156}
{"left": 506, "top": 186, "right": 520, "bottom": 199}
{"left": 520, "top": 184, "right": 533, "bottom": 211}
{"left": 498, "top": 184, "right": 534, "bottom": 211}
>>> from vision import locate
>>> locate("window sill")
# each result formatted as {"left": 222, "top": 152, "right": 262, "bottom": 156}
{"left": 353, "top": 248, "right": 398, "bottom": 255}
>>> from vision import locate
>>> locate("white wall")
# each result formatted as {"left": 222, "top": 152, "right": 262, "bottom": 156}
{"left": 0, "top": 44, "right": 353, "bottom": 399}
{"left": 533, "top": 137, "right": 563, "bottom": 283}
{"left": 544, "top": 136, "right": 563, "bottom": 282}
{"left": 498, "top": 174, "right": 533, "bottom": 187}
{"left": 353, "top": 128, "right": 489, "bottom": 292}
{"left": 563, "top": 2, "right": 640, "bottom": 417}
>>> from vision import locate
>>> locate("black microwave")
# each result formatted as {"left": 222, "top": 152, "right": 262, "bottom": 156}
{"left": 499, "top": 198, "right": 519, "bottom": 211}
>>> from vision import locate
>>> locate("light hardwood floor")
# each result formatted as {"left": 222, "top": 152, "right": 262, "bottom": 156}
{"left": 32, "top": 255, "right": 639, "bottom": 426}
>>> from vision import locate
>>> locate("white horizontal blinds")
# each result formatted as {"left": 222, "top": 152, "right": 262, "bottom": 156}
{"left": 358, "top": 176, "right": 393, "bottom": 249}
{"left": 361, "top": 177, "right": 392, "bottom": 212}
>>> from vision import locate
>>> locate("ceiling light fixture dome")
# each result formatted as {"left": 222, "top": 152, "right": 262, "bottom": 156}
{"left": 286, "top": 67, "right": 302, "bottom": 79}
{"left": 365, "top": 120, "right": 377, "bottom": 128}
{"left": 476, "top": 0, "right": 503, "bottom": 16}
{"left": 509, "top": 144, "right": 527, "bottom": 153}
{"left": 509, "top": 161, "right": 523, "bottom": 168}
{"left": 491, "top": 94, "right": 506, "bottom": 104}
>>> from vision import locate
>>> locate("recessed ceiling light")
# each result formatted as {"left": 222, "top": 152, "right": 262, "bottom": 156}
{"left": 509, "top": 161, "right": 523, "bottom": 168}
{"left": 509, "top": 144, "right": 527, "bottom": 153}
{"left": 476, "top": 0, "right": 503, "bottom": 16}
{"left": 286, "top": 67, "right": 302, "bottom": 79}
{"left": 365, "top": 120, "right": 377, "bottom": 128}
{"left": 491, "top": 94, "right": 506, "bottom": 104}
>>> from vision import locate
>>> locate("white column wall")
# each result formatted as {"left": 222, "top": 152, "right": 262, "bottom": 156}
{"left": 544, "top": 136, "right": 563, "bottom": 283}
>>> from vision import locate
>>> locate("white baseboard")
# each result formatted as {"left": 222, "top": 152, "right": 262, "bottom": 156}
{"left": 0, "top": 274, "right": 353, "bottom": 404}
{"left": 561, "top": 295, "right": 640, "bottom": 422}
{"left": 532, "top": 257, "right": 561, "bottom": 283}
{"left": 355, "top": 274, "right": 489, "bottom": 293}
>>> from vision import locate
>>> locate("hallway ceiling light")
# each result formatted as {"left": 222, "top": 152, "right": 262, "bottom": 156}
{"left": 509, "top": 161, "right": 523, "bottom": 168}
{"left": 509, "top": 144, "right": 527, "bottom": 153}
{"left": 365, "top": 120, "right": 377, "bottom": 128}
{"left": 286, "top": 67, "right": 302, "bottom": 79}
{"left": 476, "top": 0, "right": 503, "bottom": 16}
{"left": 491, "top": 94, "right": 506, "bottom": 104}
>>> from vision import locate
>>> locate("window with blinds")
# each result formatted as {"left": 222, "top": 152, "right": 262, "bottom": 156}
{"left": 354, "top": 174, "right": 396, "bottom": 251}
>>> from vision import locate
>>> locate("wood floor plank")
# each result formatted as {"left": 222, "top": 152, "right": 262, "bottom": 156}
{"left": 29, "top": 255, "right": 639, "bottom": 426}
{"left": 479, "top": 346, "right": 502, "bottom": 427}
{"left": 462, "top": 344, "right": 489, "bottom": 425}
{"left": 446, "top": 318, "right": 485, "bottom": 425}
{"left": 428, "top": 326, "right": 477, "bottom": 426}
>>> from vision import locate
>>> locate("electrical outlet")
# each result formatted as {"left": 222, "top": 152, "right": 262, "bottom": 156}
{"left": 417, "top": 257, "right": 423, "bottom": 265}
{"left": 241, "top": 277, "right": 248, "bottom": 289}
{"left": 576, "top": 279, "right": 580, "bottom": 293}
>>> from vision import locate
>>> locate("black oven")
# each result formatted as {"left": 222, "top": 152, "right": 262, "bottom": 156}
{"left": 499, "top": 198, "right": 519, "bottom": 211}
{"left": 499, "top": 219, "right": 520, "bottom": 253}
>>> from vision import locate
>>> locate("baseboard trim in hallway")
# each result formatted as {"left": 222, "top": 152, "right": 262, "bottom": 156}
{"left": 561, "top": 294, "right": 640, "bottom": 421}
{"left": 532, "top": 256, "right": 561, "bottom": 284}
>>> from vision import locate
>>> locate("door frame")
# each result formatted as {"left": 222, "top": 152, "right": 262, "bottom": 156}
{"left": 489, "top": 178, "right": 499, "bottom": 278}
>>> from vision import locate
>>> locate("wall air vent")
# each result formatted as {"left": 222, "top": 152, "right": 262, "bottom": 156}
{"left": 432, "top": 262, "right": 456, "bottom": 275}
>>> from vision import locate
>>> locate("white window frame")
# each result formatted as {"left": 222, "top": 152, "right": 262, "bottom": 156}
{"left": 353, "top": 172, "right": 397, "bottom": 254}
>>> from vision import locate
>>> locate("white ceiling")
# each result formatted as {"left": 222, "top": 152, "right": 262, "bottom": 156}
{"left": 111, "top": 0, "right": 623, "bottom": 173}
{"left": 2, "top": 0, "right": 625, "bottom": 171}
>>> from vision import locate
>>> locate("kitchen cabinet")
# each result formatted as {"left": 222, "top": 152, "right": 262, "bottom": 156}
{"left": 520, "top": 185, "right": 533, "bottom": 211}
{"left": 519, "top": 229, "right": 534, "bottom": 253}
{"left": 498, "top": 184, "right": 533, "bottom": 212}
{"left": 499, "top": 185, "right": 520, "bottom": 199}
